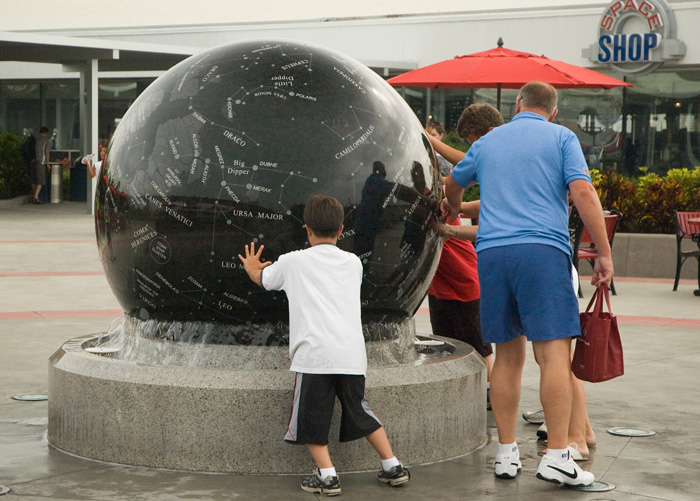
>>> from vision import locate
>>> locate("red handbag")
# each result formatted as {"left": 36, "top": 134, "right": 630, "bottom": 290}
{"left": 572, "top": 284, "right": 624, "bottom": 383}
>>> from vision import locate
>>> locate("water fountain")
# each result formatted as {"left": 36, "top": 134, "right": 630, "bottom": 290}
{"left": 48, "top": 39, "right": 486, "bottom": 473}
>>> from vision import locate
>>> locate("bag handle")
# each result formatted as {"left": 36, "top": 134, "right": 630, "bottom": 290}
{"left": 583, "top": 283, "right": 613, "bottom": 316}
{"left": 601, "top": 283, "right": 613, "bottom": 315}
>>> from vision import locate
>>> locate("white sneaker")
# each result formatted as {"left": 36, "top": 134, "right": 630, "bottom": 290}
{"left": 494, "top": 450, "right": 522, "bottom": 479}
{"left": 536, "top": 454, "right": 594, "bottom": 487}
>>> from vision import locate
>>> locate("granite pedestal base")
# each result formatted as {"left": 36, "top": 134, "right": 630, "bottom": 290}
{"left": 48, "top": 334, "right": 486, "bottom": 473}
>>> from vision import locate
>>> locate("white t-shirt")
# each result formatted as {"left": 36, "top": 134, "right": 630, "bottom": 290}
{"left": 261, "top": 243, "right": 366, "bottom": 375}
{"left": 91, "top": 160, "right": 103, "bottom": 197}
{"left": 82, "top": 154, "right": 102, "bottom": 214}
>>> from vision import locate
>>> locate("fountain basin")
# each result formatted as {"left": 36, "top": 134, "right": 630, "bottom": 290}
{"left": 48, "top": 332, "right": 487, "bottom": 473}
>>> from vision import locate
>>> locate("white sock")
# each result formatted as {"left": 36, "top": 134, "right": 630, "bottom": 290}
{"left": 381, "top": 456, "right": 400, "bottom": 471}
{"left": 319, "top": 467, "right": 337, "bottom": 478}
{"left": 487, "top": 382, "right": 491, "bottom": 389}
{"left": 498, "top": 442, "right": 518, "bottom": 455}
{"left": 546, "top": 448, "right": 569, "bottom": 464}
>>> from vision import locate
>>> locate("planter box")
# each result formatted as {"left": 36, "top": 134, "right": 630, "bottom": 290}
{"left": 576, "top": 233, "right": 698, "bottom": 279}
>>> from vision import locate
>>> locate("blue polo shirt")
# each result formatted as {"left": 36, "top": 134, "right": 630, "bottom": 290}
{"left": 451, "top": 111, "right": 590, "bottom": 255}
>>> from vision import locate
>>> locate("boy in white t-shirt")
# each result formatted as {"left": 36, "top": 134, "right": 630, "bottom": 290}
{"left": 239, "top": 194, "right": 410, "bottom": 496}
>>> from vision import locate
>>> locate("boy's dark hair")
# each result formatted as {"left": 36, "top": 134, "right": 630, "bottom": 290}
{"left": 39, "top": 126, "right": 49, "bottom": 134}
{"left": 303, "top": 195, "right": 344, "bottom": 238}
{"left": 456, "top": 103, "right": 504, "bottom": 140}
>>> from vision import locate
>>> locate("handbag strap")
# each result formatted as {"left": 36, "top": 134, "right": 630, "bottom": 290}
{"left": 583, "top": 284, "right": 603, "bottom": 314}
{"left": 583, "top": 289, "right": 597, "bottom": 313}
{"left": 584, "top": 283, "right": 612, "bottom": 315}
{"left": 601, "top": 283, "right": 613, "bottom": 314}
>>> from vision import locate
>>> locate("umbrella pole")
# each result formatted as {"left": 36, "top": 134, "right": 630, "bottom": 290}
{"left": 497, "top": 84, "right": 502, "bottom": 112}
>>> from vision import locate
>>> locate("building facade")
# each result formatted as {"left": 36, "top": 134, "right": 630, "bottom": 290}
{"left": 2, "top": 0, "right": 700, "bottom": 175}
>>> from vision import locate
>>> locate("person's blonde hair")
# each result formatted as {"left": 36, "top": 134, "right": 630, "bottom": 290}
{"left": 426, "top": 121, "right": 445, "bottom": 136}
{"left": 456, "top": 103, "right": 504, "bottom": 140}
{"left": 517, "top": 81, "right": 558, "bottom": 115}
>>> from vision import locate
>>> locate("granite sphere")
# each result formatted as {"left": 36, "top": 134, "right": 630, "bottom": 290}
{"left": 96, "top": 39, "right": 442, "bottom": 343}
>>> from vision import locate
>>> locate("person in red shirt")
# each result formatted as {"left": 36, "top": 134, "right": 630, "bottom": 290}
{"left": 427, "top": 104, "right": 504, "bottom": 406}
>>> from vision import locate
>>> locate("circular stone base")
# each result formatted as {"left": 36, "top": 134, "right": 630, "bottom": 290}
{"left": 48, "top": 334, "right": 486, "bottom": 473}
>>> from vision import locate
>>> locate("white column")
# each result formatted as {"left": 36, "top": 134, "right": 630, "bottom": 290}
{"left": 80, "top": 58, "right": 99, "bottom": 214}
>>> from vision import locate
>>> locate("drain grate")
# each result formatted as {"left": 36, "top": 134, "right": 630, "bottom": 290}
{"left": 12, "top": 394, "right": 48, "bottom": 401}
{"left": 84, "top": 346, "right": 121, "bottom": 358}
{"left": 564, "top": 480, "right": 615, "bottom": 492}
{"left": 607, "top": 427, "right": 656, "bottom": 437}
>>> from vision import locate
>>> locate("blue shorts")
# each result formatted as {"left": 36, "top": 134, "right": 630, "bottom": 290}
{"left": 477, "top": 244, "right": 580, "bottom": 344}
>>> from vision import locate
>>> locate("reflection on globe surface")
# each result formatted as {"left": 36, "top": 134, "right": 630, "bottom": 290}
{"left": 96, "top": 39, "right": 442, "bottom": 344}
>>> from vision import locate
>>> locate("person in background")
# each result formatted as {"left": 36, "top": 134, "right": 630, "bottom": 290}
{"left": 30, "top": 126, "right": 51, "bottom": 204}
{"left": 83, "top": 142, "right": 108, "bottom": 214}
{"left": 428, "top": 104, "right": 504, "bottom": 410}
{"left": 425, "top": 121, "right": 453, "bottom": 180}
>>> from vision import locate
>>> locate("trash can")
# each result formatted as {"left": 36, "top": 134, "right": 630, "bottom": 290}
{"left": 50, "top": 163, "right": 62, "bottom": 204}
{"left": 70, "top": 166, "right": 87, "bottom": 202}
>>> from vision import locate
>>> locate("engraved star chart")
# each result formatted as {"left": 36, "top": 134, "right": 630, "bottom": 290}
{"left": 97, "top": 40, "right": 442, "bottom": 344}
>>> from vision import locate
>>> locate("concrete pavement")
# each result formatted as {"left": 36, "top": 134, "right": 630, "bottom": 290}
{"left": 1, "top": 201, "right": 699, "bottom": 500}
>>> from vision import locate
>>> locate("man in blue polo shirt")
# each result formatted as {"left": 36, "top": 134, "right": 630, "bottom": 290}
{"left": 442, "top": 81, "right": 613, "bottom": 488}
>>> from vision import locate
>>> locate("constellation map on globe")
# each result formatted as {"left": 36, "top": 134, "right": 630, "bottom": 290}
{"left": 98, "top": 39, "right": 440, "bottom": 333}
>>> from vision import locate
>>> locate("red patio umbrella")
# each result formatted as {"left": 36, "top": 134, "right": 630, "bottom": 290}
{"left": 388, "top": 39, "right": 632, "bottom": 110}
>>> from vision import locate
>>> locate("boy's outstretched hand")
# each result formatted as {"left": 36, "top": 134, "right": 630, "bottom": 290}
{"left": 238, "top": 242, "right": 271, "bottom": 286}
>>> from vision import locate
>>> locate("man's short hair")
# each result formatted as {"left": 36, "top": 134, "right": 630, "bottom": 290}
{"left": 303, "top": 194, "right": 344, "bottom": 238}
{"left": 426, "top": 121, "right": 445, "bottom": 136}
{"left": 517, "top": 81, "right": 558, "bottom": 115}
{"left": 39, "top": 126, "right": 49, "bottom": 134}
{"left": 456, "top": 103, "right": 504, "bottom": 140}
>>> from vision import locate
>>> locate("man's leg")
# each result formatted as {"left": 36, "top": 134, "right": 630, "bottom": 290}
{"left": 533, "top": 338, "right": 595, "bottom": 487}
{"left": 491, "top": 335, "right": 527, "bottom": 444}
{"left": 532, "top": 338, "right": 573, "bottom": 450}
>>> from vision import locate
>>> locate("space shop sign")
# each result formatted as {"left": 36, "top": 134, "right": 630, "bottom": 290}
{"left": 583, "top": 0, "right": 686, "bottom": 75}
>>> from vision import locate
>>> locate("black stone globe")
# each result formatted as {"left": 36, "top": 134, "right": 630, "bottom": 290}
{"left": 96, "top": 39, "right": 442, "bottom": 345}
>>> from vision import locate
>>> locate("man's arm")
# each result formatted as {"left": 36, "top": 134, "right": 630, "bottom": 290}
{"left": 238, "top": 242, "right": 271, "bottom": 286}
{"left": 426, "top": 133, "right": 466, "bottom": 166}
{"left": 460, "top": 200, "right": 480, "bottom": 219}
{"left": 569, "top": 179, "right": 614, "bottom": 287}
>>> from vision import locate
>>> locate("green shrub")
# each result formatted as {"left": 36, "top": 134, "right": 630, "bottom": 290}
{"left": 665, "top": 167, "right": 700, "bottom": 209}
{"left": 444, "top": 131, "right": 468, "bottom": 153}
{"left": 0, "top": 133, "right": 30, "bottom": 199}
{"left": 591, "top": 167, "right": 700, "bottom": 233}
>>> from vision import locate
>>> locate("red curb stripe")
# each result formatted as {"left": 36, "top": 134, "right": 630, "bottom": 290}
{"left": 617, "top": 315, "right": 700, "bottom": 329}
{"left": 0, "top": 309, "right": 123, "bottom": 320}
{"left": 0, "top": 271, "right": 104, "bottom": 277}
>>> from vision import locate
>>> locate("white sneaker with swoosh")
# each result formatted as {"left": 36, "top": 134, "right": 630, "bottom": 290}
{"left": 536, "top": 454, "right": 594, "bottom": 487}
